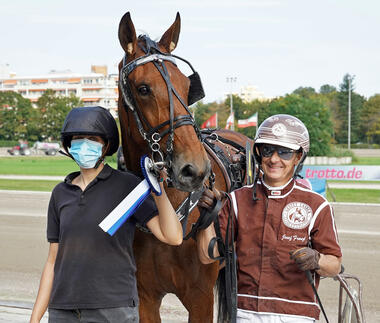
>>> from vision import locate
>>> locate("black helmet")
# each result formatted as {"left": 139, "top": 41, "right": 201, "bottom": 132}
{"left": 61, "top": 106, "right": 119, "bottom": 156}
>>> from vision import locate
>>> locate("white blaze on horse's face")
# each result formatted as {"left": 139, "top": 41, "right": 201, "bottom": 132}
{"left": 118, "top": 12, "right": 210, "bottom": 192}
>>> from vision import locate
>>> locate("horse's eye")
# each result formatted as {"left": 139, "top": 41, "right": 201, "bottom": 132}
{"left": 137, "top": 85, "right": 150, "bottom": 96}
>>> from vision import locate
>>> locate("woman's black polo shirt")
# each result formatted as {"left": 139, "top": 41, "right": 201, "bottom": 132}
{"left": 47, "top": 164, "right": 158, "bottom": 309}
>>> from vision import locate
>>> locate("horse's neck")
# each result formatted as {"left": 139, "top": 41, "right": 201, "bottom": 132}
{"left": 123, "top": 136, "right": 148, "bottom": 175}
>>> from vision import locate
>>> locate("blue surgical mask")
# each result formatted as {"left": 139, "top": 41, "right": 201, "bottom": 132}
{"left": 69, "top": 139, "right": 104, "bottom": 169}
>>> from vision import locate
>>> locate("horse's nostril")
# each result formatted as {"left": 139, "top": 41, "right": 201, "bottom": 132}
{"left": 180, "top": 164, "right": 196, "bottom": 179}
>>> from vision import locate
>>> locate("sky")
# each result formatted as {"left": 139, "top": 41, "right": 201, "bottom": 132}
{"left": 1, "top": 0, "right": 380, "bottom": 103}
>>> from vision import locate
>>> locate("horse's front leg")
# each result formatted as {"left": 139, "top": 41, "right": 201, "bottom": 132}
{"left": 177, "top": 262, "right": 219, "bottom": 323}
{"left": 138, "top": 286, "right": 164, "bottom": 323}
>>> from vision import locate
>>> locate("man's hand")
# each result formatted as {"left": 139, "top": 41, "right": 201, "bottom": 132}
{"left": 197, "top": 188, "right": 221, "bottom": 211}
{"left": 289, "top": 247, "right": 320, "bottom": 271}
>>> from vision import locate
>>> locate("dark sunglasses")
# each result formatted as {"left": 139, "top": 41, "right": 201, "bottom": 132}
{"left": 259, "top": 144, "right": 296, "bottom": 161}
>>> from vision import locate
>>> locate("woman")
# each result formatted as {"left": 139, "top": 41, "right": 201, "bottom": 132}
{"left": 30, "top": 106, "right": 182, "bottom": 323}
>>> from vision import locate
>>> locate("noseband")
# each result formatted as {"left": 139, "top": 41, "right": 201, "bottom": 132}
{"left": 119, "top": 35, "right": 205, "bottom": 170}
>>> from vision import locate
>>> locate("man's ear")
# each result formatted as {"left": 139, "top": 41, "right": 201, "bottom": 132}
{"left": 295, "top": 151, "right": 303, "bottom": 163}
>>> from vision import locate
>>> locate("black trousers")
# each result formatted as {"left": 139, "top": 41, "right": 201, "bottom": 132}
{"left": 48, "top": 306, "right": 139, "bottom": 323}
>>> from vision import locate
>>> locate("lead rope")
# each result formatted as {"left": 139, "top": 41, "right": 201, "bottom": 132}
{"left": 305, "top": 271, "right": 330, "bottom": 323}
{"left": 222, "top": 194, "right": 237, "bottom": 323}
{"left": 307, "top": 240, "right": 330, "bottom": 323}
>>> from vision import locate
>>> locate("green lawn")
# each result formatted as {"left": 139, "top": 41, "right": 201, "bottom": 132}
{"left": 0, "top": 179, "right": 60, "bottom": 191}
{"left": 0, "top": 157, "right": 116, "bottom": 175}
{"left": 352, "top": 157, "right": 380, "bottom": 165}
{"left": 326, "top": 188, "right": 380, "bottom": 204}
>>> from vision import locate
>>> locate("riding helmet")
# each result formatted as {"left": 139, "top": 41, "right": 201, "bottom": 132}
{"left": 61, "top": 106, "right": 119, "bottom": 156}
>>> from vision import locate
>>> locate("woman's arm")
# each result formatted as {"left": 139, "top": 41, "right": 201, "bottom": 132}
{"left": 146, "top": 182, "right": 183, "bottom": 246}
{"left": 30, "top": 243, "right": 58, "bottom": 323}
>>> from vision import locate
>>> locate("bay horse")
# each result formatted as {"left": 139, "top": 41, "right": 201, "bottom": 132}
{"left": 117, "top": 12, "right": 252, "bottom": 322}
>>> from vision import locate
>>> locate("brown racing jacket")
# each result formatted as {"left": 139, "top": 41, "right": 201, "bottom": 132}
{"left": 218, "top": 178, "right": 342, "bottom": 320}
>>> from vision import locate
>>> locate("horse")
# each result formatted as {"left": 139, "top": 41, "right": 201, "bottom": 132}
{"left": 117, "top": 12, "right": 253, "bottom": 322}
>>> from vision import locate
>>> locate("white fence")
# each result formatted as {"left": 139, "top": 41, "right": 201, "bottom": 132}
{"left": 304, "top": 156, "right": 352, "bottom": 165}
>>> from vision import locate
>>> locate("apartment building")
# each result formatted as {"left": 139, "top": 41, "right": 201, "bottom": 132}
{"left": 0, "top": 65, "right": 119, "bottom": 117}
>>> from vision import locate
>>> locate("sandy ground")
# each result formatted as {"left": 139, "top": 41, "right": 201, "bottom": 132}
{"left": 0, "top": 191, "right": 380, "bottom": 322}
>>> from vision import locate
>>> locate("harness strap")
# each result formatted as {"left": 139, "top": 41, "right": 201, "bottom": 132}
{"left": 183, "top": 199, "right": 222, "bottom": 240}
{"left": 223, "top": 193, "right": 238, "bottom": 322}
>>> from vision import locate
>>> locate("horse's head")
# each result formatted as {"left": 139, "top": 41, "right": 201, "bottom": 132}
{"left": 117, "top": 12, "right": 210, "bottom": 192}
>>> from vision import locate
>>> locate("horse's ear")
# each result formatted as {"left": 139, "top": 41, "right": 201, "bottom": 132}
{"left": 158, "top": 12, "right": 181, "bottom": 53}
{"left": 118, "top": 12, "right": 137, "bottom": 56}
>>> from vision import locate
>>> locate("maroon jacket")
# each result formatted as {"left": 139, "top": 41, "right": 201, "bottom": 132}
{"left": 219, "top": 178, "right": 342, "bottom": 320}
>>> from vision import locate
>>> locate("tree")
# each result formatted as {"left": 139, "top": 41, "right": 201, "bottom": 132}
{"left": 35, "top": 90, "right": 81, "bottom": 140}
{"left": 259, "top": 94, "right": 333, "bottom": 156}
{"left": 318, "top": 89, "right": 340, "bottom": 143}
{"left": 319, "top": 84, "right": 336, "bottom": 94}
{"left": 192, "top": 100, "right": 228, "bottom": 128}
{"left": 292, "top": 87, "right": 316, "bottom": 98}
{"left": 361, "top": 94, "right": 380, "bottom": 144}
{"left": 0, "top": 91, "right": 34, "bottom": 141}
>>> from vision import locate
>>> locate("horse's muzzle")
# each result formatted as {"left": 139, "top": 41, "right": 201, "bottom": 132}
{"left": 171, "top": 160, "right": 211, "bottom": 192}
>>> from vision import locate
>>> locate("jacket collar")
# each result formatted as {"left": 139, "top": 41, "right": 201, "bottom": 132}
{"left": 261, "top": 177, "right": 295, "bottom": 198}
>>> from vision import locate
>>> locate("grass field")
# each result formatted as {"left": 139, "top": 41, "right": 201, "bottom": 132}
{"left": 0, "top": 156, "right": 117, "bottom": 175}
{"left": 351, "top": 157, "right": 380, "bottom": 165}
{"left": 326, "top": 188, "right": 380, "bottom": 204}
{"left": 0, "top": 179, "right": 60, "bottom": 191}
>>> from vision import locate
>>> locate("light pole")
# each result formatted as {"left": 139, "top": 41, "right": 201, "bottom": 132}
{"left": 347, "top": 75, "right": 354, "bottom": 150}
{"left": 226, "top": 76, "right": 237, "bottom": 131}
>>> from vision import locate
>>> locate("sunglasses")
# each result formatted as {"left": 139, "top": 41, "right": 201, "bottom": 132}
{"left": 259, "top": 144, "right": 297, "bottom": 161}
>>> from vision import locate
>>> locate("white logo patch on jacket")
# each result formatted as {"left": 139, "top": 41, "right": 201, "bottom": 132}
{"left": 282, "top": 202, "right": 313, "bottom": 229}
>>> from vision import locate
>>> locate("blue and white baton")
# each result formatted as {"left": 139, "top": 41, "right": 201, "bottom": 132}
{"left": 99, "top": 155, "right": 162, "bottom": 236}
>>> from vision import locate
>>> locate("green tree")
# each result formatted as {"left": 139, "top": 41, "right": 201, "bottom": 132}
{"left": 318, "top": 89, "right": 340, "bottom": 143}
{"left": 0, "top": 91, "right": 34, "bottom": 141}
{"left": 35, "top": 90, "right": 81, "bottom": 140}
{"left": 192, "top": 100, "right": 228, "bottom": 128}
{"left": 292, "top": 87, "right": 316, "bottom": 98}
{"left": 361, "top": 94, "right": 380, "bottom": 144}
{"left": 319, "top": 84, "right": 336, "bottom": 94}
{"left": 259, "top": 94, "right": 333, "bottom": 156}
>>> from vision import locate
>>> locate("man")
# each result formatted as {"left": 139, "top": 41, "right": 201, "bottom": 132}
{"left": 197, "top": 114, "right": 342, "bottom": 322}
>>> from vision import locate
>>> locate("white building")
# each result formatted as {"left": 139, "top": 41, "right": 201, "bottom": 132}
{"left": 224, "top": 85, "right": 269, "bottom": 103}
{"left": 239, "top": 85, "right": 267, "bottom": 102}
{"left": 0, "top": 65, "right": 119, "bottom": 117}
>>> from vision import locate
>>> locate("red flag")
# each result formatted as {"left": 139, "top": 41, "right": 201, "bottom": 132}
{"left": 201, "top": 113, "right": 218, "bottom": 129}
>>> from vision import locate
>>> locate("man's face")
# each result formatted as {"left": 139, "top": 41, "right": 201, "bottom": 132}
{"left": 259, "top": 144, "right": 301, "bottom": 187}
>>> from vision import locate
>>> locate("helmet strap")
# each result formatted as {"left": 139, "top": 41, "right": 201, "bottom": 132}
{"left": 293, "top": 152, "right": 307, "bottom": 178}
{"left": 94, "top": 141, "right": 111, "bottom": 169}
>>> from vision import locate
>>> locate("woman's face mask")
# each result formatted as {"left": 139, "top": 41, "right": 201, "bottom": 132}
{"left": 69, "top": 138, "right": 104, "bottom": 169}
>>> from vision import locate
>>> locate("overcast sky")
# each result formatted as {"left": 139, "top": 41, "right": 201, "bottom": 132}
{"left": 1, "top": 0, "right": 379, "bottom": 102}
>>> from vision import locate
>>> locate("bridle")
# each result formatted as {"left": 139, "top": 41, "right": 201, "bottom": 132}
{"left": 119, "top": 35, "right": 205, "bottom": 171}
